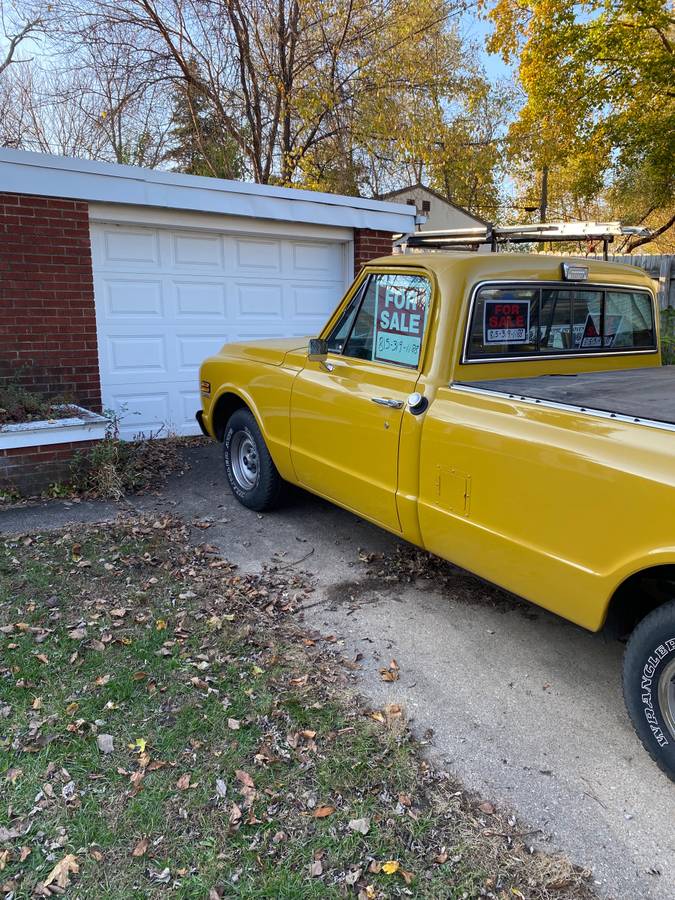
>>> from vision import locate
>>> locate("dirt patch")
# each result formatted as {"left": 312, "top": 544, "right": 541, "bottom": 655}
{"left": 323, "top": 576, "right": 406, "bottom": 611}
{"left": 357, "top": 545, "right": 539, "bottom": 618}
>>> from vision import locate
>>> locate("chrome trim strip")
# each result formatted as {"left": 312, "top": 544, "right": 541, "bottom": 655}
{"left": 460, "top": 280, "right": 658, "bottom": 365}
{"left": 450, "top": 383, "right": 675, "bottom": 434}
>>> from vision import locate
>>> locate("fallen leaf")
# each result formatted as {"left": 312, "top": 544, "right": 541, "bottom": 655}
{"left": 401, "top": 869, "right": 414, "bottom": 885}
{"left": 131, "top": 837, "right": 148, "bottom": 858}
{"left": 235, "top": 770, "right": 254, "bottom": 789}
{"left": 215, "top": 779, "right": 227, "bottom": 799}
{"left": 176, "top": 773, "right": 191, "bottom": 790}
{"left": 95, "top": 674, "right": 111, "bottom": 686}
{"left": 19, "top": 846, "right": 31, "bottom": 862}
{"left": 379, "top": 659, "right": 400, "bottom": 682}
{"left": 310, "top": 859, "right": 323, "bottom": 877}
{"left": 44, "top": 854, "right": 79, "bottom": 889}
{"left": 478, "top": 801, "right": 495, "bottom": 815}
{"left": 155, "top": 619, "right": 167, "bottom": 631}
{"left": 229, "top": 803, "right": 242, "bottom": 826}
{"left": 68, "top": 627, "right": 86, "bottom": 640}
{"left": 382, "top": 860, "right": 400, "bottom": 875}
{"left": 227, "top": 718, "right": 240, "bottom": 730}
{"left": 149, "top": 867, "right": 171, "bottom": 884}
{"left": 313, "top": 805, "right": 335, "bottom": 818}
{"left": 6, "top": 768, "right": 23, "bottom": 785}
{"left": 97, "top": 734, "right": 114, "bottom": 755}
{"left": 348, "top": 817, "right": 370, "bottom": 835}
{"left": 345, "top": 868, "right": 362, "bottom": 886}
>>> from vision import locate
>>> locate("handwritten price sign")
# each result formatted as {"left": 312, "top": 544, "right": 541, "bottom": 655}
{"left": 374, "top": 279, "right": 429, "bottom": 367}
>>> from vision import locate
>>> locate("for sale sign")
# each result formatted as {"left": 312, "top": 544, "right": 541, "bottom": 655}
{"left": 483, "top": 299, "right": 531, "bottom": 344}
{"left": 374, "top": 279, "right": 429, "bottom": 367}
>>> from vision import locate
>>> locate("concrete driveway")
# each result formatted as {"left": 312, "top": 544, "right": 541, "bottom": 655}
{"left": 3, "top": 443, "right": 674, "bottom": 899}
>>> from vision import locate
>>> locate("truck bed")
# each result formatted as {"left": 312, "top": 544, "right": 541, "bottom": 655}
{"left": 458, "top": 367, "right": 675, "bottom": 427}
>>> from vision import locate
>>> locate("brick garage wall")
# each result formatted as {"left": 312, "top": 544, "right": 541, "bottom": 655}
{"left": 353, "top": 228, "right": 395, "bottom": 274}
{"left": 0, "top": 440, "right": 97, "bottom": 496}
{"left": 0, "top": 193, "right": 101, "bottom": 411}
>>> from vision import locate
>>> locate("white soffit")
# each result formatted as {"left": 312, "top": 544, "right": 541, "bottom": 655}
{"left": 0, "top": 148, "right": 417, "bottom": 233}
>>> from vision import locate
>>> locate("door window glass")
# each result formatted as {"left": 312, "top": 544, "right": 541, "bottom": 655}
{"left": 326, "top": 279, "right": 367, "bottom": 353}
{"left": 343, "top": 273, "right": 431, "bottom": 368}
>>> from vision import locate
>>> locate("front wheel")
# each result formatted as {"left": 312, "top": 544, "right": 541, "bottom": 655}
{"left": 223, "top": 408, "right": 284, "bottom": 511}
{"left": 623, "top": 599, "right": 675, "bottom": 781}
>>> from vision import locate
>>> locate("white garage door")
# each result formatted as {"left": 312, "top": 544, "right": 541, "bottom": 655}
{"left": 91, "top": 222, "right": 349, "bottom": 438}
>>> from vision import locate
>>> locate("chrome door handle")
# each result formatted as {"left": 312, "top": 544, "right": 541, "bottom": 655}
{"left": 371, "top": 397, "right": 404, "bottom": 409}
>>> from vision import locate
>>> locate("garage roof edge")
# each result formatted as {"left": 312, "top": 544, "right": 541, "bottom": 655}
{"left": 0, "top": 148, "right": 417, "bottom": 233}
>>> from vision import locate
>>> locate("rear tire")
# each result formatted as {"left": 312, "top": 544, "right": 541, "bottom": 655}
{"left": 223, "top": 408, "right": 284, "bottom": 511}
{"left": 623, "top": 599, "right": 675, "bottom": 781}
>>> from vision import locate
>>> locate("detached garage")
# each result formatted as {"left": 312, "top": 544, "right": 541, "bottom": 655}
{"left": 0, "top": 149, "right": 417, "bottom": 438}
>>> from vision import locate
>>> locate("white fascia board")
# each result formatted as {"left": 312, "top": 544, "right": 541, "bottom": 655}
{"left": 0, "top": 148, "right": 416, "bottom": 233}
{"left": 88, "top": 203, "right": 353, "bottom": 242}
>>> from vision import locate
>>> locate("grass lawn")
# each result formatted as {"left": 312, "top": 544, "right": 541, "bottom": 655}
{"left": 0, "top": 518, "right": 594, "bottom": 899}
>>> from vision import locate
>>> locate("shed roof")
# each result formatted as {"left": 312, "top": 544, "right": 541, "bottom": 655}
{"left": 0, "top": 148, "right": 418, "bottom": 232}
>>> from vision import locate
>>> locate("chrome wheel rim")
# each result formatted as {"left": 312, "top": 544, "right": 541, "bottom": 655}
{"left": 230, "top": 430, "right": 259, "bottom": 491}
{"left": 657, "top": 656, "right": 675, "bottom": 740}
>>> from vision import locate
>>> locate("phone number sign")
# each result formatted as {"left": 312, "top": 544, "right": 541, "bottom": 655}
{"left": 374, "top": 282, "right": 428, "bottom": 367}
{"left": 484, "top": 299, "right": 531, "bottom": 344}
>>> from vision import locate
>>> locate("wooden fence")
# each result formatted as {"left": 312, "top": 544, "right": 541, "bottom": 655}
{"left": 599, "top": 255, "right": 674, "bottom": 310}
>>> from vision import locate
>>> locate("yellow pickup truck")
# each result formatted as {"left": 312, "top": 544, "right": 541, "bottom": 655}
{"left": 198, "top": 252, "right": 675, "bottom": 779}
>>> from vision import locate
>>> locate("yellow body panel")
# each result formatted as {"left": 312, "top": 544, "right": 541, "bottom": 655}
{"left": 200, "top": 252, "right": 674, "bottom": 631}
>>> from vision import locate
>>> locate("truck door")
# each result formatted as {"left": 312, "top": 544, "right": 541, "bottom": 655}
{"left": 290, "top": 270, "right": 432, "bottom": 532}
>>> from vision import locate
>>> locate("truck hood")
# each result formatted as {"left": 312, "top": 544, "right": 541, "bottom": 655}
{"left": 217, "top": 336, "right": 310, "bottom": 366}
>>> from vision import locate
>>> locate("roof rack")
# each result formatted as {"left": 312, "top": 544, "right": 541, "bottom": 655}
{"left": 393, "top": 221, "right": 651, "bottom": 260}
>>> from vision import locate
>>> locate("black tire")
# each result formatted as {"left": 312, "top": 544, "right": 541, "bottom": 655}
{"left": 623, "top": 599, "right": 675, "bottom": 780}
{"left": 222, "top": 408, "right": 284, "bottom": 512}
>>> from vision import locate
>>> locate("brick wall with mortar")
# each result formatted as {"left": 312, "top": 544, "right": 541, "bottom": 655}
{"left": 0, "top": 439, "right": 97, "bottom": 496}
{"left": 0, "top": 193, "right": 101, "bottom": 411}
{"left": 353, "top": 228, "right": 395, "bottom": 274}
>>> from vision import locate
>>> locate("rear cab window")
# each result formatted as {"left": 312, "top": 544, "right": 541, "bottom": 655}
{"left": 465, "top": 283, "right": 656, "bottom": 361}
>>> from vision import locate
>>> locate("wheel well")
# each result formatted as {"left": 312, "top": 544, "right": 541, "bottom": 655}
{"left": 604, "top": 565, "right": 675, "bottom": 639}
{"left": 211, "top": 392, "right": 248, "bottom": 441}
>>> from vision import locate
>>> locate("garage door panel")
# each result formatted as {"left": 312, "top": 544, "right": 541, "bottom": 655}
{"left": 110, "top": 391, "right": 172, "bottom": 438}
{"left": 104, "top": 279, "right": 164, "bottom": 317}
{"left": 93, "top": 222, "right": 349, "bottom": 437}
{"left": 174, "top": 281, "right": 227, "bottom": 317}
{"left": 172, "top": 232, "right": 223, "bottom": 268}
{"left": 177, "top": 334, "right": 227, "bottom": 374}
{"left": 102, "top": 227, "right": 160, "bottom": 266}
{"left": 291, "top": 282, "right": 343, "bottom": 319}
{"left": 292, "top": 242, "right": 343, "bottom": 279}
{"left": 107, "top": 335, "right": 167, "bottom": 374}
{"left": 234, "top": 237, "right": 282, "bottom": 273}
{"left": 236, "top": 282, "right": 284, "bottom": 319}
{"left": 179, "top": 390, "right": 202, "bottom": 430}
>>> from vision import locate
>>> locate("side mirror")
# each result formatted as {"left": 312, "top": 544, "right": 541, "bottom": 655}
{"left": 307, "top": 338, "right": 328, "bottom": 361}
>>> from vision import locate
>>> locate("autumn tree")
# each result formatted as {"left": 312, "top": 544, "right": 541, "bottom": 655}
{"left": 55, "top": 0, "right": 503, "bottom": 207}
{"left": 165, "top": 58, "right": 242, "bottom": 178}
{"left": 482, "top": 0, "right": 675, "bottom": 249}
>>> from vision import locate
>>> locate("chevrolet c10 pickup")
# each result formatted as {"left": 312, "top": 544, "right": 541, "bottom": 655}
{"left": 198, "top": 252, "right": 675, "bottom": 779}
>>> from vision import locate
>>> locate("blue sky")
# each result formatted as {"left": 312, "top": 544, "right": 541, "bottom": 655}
{"left": 459, "top": 6, "right": 514, "bottom": 82}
